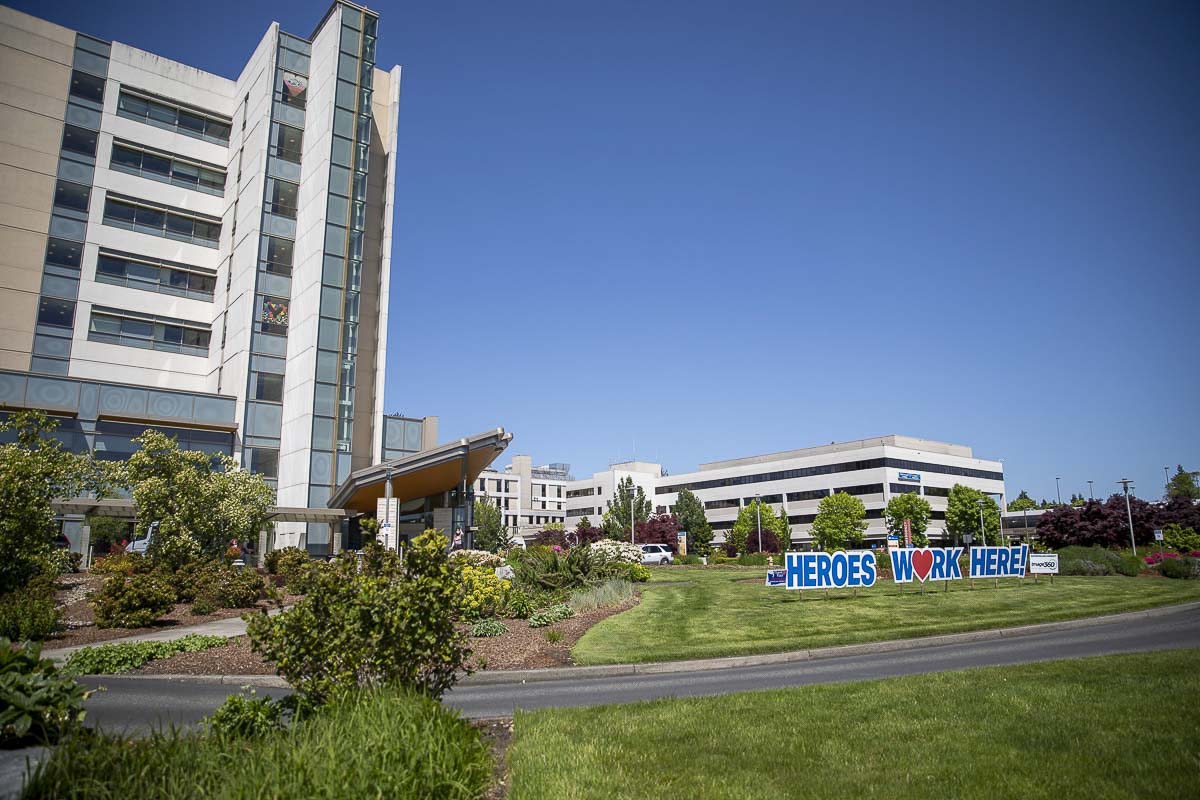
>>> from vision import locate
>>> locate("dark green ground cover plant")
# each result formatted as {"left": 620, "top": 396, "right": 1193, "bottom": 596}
{"left": 63, "top": 635, "right": 227, "bottom": 675}
{"left": 470, "top": 619, "right": 508, "bottom": 637}
{"left": 528, "top": 603, "right": 574, "bottom": 628}
{"left": 0, "top": 639, "right": 89, "bottom": 748}
{"left": 22, "top": 688, "right": 491, "bottom": 800}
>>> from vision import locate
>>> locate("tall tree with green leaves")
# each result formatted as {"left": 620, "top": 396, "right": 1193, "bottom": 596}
{"left": 1167, "top": 465, "right": 1200, "bottom": 501}
{"left": 672, "top": 488, "right": 713, "bottom": 555}
{"left": 883, "top": 493, "right": 932, "bottom": 547}
{"left": 601, "top": 476, "right": 651, "bottom": 540}
{"left": 121, "top": 430, "right": 274, "bottom": 569}
{"left": 810, "top": 492, "right": 867, "bottom": 551}
{"left": 472, "top": 499, "right": 509, "bottom": 552}
{"left": 0, "top": 412, "right": 111, "bottom": 594}
{"left": 945, "top": 484, "right": 1000, "bottom": 546}
{"left": 1007, "top": 490, "right": 1038, "bottom": 512}
{"left": 728, "top": 500, "right": 790, "bottom": 554}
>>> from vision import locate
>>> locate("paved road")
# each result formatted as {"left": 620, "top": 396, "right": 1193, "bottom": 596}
{"left": 76, "top": 602, "right": 1200, "bottom": 731}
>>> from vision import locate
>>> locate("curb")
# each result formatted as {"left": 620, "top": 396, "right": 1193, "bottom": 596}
{"left": 110, "top": 599, "right": 1200, "bottom": 688}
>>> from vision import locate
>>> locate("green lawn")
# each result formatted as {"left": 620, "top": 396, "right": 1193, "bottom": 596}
{"left": 508, "top": 649, "right": 1200, "bottom": 799}
{"left": 572, "top": 567, "right": 1200, "bottom": 664}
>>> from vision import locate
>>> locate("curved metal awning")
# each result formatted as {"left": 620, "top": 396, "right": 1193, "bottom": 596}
{"left": 328, "top": 428, "right": 512, "bottom": 514}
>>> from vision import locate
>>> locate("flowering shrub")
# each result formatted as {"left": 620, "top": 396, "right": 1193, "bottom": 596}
{"left": 450, "top": 549, "right": 503, "bottom": 569}
{"left": 90, "top": 552, "right": 153, "bottom": 576}
{"left": 1144, "top": 552, "right": 1180, "bottom": 566}
{"left": 457, "top": 566, "right": 509, "bottom": 620}
{"left": 589, "top": 540, "right": 643, "bottom": 565}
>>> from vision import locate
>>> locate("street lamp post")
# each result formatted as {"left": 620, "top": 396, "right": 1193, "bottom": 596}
{"left": 1164, "top": 466, "right": 1171, "bottom": 493}
{"left": 755, "top": 493, "right": 762, "bottom": 554}
{"left": 1087, "top": 480, "right": 1094, "bottom": 501}
{"left": 627, "top": 484, "right": 637, "bottom": 544}
{"left": 1055, "top": 477, "right": 1062, "bottom": 506}
{"left": 1117, "top": 479, "right": 1137, "bottom": 556}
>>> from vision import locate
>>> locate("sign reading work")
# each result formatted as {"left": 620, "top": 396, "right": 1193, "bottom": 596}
{"left": 969, "top": 545, "right": 1029, "bottom": 579}
{"left": 785, "top": 551, "right": 877, "bottom": 589}
{"left": 1029, "top": 553, "right": 1059, "bottom": 575}
{"left": 890, "top": 547, "right": 965, "bottom": 583}
{"left": 765, "top": 568, "right": 786, "bottom": 587}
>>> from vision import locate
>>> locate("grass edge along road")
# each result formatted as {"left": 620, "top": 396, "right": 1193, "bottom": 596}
{"left": 573, "top": 567, "right": 1200, "bottom": 664}
{"left": 507, "top": 648, "right": 1200, "bottom": 800}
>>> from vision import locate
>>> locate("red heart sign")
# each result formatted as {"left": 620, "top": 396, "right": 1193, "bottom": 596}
{"left": 912, "top": 548, "right": 933, "bottom": 582}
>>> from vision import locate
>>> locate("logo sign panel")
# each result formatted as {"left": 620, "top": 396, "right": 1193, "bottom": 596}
{"left": 785, "top": 551, "right": 877, "bottom": 589}
{"left": 890, "top": 547, "right": 964, "bottom": 583}
{"left": 969, "top": 545, "right": 1029, "bottom": 579}
{"left": 898, "top": 472, "right": 921, "bottom": 483}
{"left": 1029, "top": 553, "right": 1059, "bottom": 575}
{"left": 765, "top": 568, "right": 786, "bottom": 587}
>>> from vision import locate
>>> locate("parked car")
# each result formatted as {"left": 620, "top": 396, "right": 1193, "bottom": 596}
{"left": 639, "top": 543, "right": 673, "bottom": 565}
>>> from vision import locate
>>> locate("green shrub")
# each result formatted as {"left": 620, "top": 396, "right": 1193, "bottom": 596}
{"left": 470, "top": 619, "right": 508, "bottom": 638}
{"left": 0, "top": 638, "right": 89, "bottom": 747}
{"left": 265, "top": 547, "right": 314, "bottom": 592}
{"left": 47, "top": 549, "right": 82, "bottom": 575}
{"left": 504, "top": 588, "right": 534, "bottom": 619}
{"left": 23, "top": 688, "right": 492, "bottom": 800}
{"left": 528, "top": 603, "right": 574, "bottom": 628}
{"left": 206, "top": 690, "right": 288, "bottom": 739}
{"left": 0, "top": 577, "right": 60, "bottom": 641}
{"left": 568, "top": 579, "right": 635, "bottom": 614}
{"left": 90, "top": 552, "right": 153, "bottom": 576}
{"left": 247, "top": 534, "right": 470, "bottom": 705}
{"left": 63, "top": 635, "right": 227, "bottom": 675}
{"left": 92, "top": 573, "right": 176, "bottom": 628}
{"left": 737, "top": 552, "right": 770, "bottom": 566}
{"left": 166, "top": 559, "right": 216, "bottom": 603}
{"left": 545, "top": 629, "right": 563, "bottom": 643}
{"left": 675, "top": 554, "right": 704, "bottom": 565}
{"left": 1163, "top": 524, "right": 1200, "bottom": 554}
{"left": 457, "top": 565, "right": 509, "bottom": 620}
{"left": 509, "top": 545, "right": 598, "bottom": 594}
{"left": 1158, "top": 557, "right": 1198, "bottom": 579}
{"left": 199, "top": 566, "right": 266, "bottom": 609}
{"left": 629, "top": 563, "right": 651, "bottom": 582}
{"left": 1058, "top": 546, "right": 1139, "bottom": 577}
{"left": 190, "top": 597, "right": 217, "bottom": 616}
{"left": 599, "top": 561, "right": 651, "bottom": 583}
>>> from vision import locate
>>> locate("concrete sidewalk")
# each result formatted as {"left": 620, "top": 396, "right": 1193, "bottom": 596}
{"left": 41, "top": 608, "right": 281, "bottom": 662}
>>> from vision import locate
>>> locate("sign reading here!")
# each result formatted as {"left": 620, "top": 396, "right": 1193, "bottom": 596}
{"left": 785, "top": 551, "right": 877, "bottom": 589}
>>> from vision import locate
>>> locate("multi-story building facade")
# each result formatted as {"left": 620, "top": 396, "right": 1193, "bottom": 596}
{"left": 0, "top": 3, "right": 407, "bottom": 553}
{"left": 476, "top": 455, "right": 571, "bottom": 539}
{"left": 563, "top": 437, "right": 1004, "bottom": 547}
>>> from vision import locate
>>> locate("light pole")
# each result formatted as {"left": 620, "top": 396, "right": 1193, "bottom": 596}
{"left": 1117, "top": 478, "right": 1136, "bottom": 555}
{"left": 1087, "top": 480, "right": 1094, "bottom": 501}
{"left": 976, "top": 498, "right": 987, "bottom": 547}
{"left": 627, "top": 484, "right": 637, "bottom": 544}
{"left": 755, "top": 493, "right": 762, "bottom": 554}
{"left": 1164, "top": 466, "right": 1171, "bottom": 493}
{"left": 1055, "top": 477, "right": 1062, "bottom": 506}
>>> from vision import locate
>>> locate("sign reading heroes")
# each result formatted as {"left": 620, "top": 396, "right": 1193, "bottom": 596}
{"left": 785, "top": 551, "right": 877, "bottom": 589}
{"left": 969, "top": 545, "right": 1029, "bottom": 579}
{"left": 890, "top": 547, "right": 964, "bottom": 583}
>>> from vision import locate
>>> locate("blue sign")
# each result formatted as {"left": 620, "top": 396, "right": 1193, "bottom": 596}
{"left": 898, "top": 472, "right": 921, "bottom": 483}
{"left": 889, "top": 547, "right": 964, "bottom": 583}
{"left": 969, "top": 545, "right": 1028, "bottom": 578}
{"left": 765, "top": 569, "right": 786, "bottom": 587}
{"left": 785, "top": 551, "right": 877, "bottom": 589}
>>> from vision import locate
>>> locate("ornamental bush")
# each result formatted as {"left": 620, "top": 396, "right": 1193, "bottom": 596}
{"left": 1163, "top": 524, "right": 1200, "bottom": 554}
{"left": 90, "top": 551, "right": 154, "bottom": 576}
{"left": 206, "top": 690, "right": 289, "bottom": 739}
{"left": 265, "top": 546, "right": 315, "bottom": 593}
{"left": 0, "top": 576, "right": 60, "bottom": 641}
{"left": 457, "top": 565, "right": 509, "bottom": 620}
{"left": 589, "top": 539, "right": 643, "bottom": 565}
{"left": 470, "top": 619, "right": 508, "bottom": 638}
{"left": 47, "top": 549, "right": 81, "bottom": 575}
{"left": 0, "top": 638, "right": 90, "bottom": 747}
{"left": 1158, "top": 556, "right": 1198, "bottom": 579}
{"left": 247, "top": 534, "right": 470, "bottom": 704}
{"left": 450, "top": 549, "right": 503, "bottom": 569}
{"left": 92, "top": 573, "right": 176, "bottom": 628}
{"left": 503, "top": 588, "right": 534, "bottom": 619}
{"left": 527, "top": 603, "right": 574, "bottom": 628}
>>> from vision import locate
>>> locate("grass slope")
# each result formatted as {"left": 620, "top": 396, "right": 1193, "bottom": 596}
{"left": 509, "top": 649, "right": 1200, "bottom": 800}
{"left": 573, "top": 567, "right": 1200, "bottom": 664}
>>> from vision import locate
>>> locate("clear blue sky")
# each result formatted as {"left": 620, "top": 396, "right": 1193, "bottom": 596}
{"left": 17, "top": 0, "right": 1198, "bottom": 502}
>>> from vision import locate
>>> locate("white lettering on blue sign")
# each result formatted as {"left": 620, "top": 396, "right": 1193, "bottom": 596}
{"left": 969, "top": 545, "right": 1028, "bottom": 579}
{"left": 785, "top": 551, "right": 877, "bottom": 589}
{"left": 765, "top": 569, "right": 786, "bottom": 587}
{"left": 889, "top": 547, "right": 964, "bottom": 583}
{"left": 898, "top": 472, "right": 921, "bottom": 482}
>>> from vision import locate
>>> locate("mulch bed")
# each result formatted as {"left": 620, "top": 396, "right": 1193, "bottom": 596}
{"left": 48, "top": 572, "right": 297, "bottom": 650}
{"left": 128, "top": 635, "right": 277, "bottom": 675}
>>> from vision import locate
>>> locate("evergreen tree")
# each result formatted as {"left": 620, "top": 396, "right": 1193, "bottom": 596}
{"left": 601, "top": 476, "right": 651, "bottom": 540}
{"left": 472, "top": 499, "right": 510, "bottom": 552}
{"left": 672, "top": 488, "right": 713, "bottom": 555}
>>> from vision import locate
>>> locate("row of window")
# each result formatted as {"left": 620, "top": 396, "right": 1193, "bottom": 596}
{"left": 87, "top": 306, "right": 210, "bottom": 357}
{"left": 566, "top": 487, "right": 595, "bottom": 498}
{"left": 566, "top": 507, "right": 594, "bottom": 518}
{"left": 110, "top": 141, "right": 225, "bottom": 196}
{"left": 95, "top": 249, "right": 216, "bottom": 301}
{"left": 657, "top": 457, "right": 1002, "bottom": 494}
{"left": 103, "top": 195, "right": 221, "bottom": 248}
{"left": 116, "top": 89, "right": 232, "bottom": 145}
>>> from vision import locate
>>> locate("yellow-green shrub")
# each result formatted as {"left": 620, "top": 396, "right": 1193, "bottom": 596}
{"left": 457, "top": 566, "right": 508, "bottom": 620}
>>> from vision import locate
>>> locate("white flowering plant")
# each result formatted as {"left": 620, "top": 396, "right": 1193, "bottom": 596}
{"left": 588, "top": 539, "right": 643, "bottom": 565}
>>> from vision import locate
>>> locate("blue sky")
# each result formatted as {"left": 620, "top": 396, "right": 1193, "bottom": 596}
{"left": 17, "top": 0, "right": 1198, "bottom": 502}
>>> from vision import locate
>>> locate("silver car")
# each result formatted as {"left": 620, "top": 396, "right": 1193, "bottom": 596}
{"left": 639, "top": 544, "right": 673, "bottom": 565}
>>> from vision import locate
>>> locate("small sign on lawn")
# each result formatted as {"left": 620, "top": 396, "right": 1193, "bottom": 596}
{"left": 1154, "top": 529, "right": 1164, "bottom": 542}
{"left": 765, "top": 569, "right": 786, "bottom": 587}
{"left": 1029, "top": 553, "right": 1059, "bottom": 575}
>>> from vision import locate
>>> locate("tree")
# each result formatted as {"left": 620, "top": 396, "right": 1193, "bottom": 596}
{"left": 945, "top": 484, "right": 1000, "bottom": 546}
{"left": 472, "top": 499, "right": 510, "bottom": 553}
{"left": 85, "top": 515, "right": 133, "bottom": 555}
{"left": 1070, "top": 493, "right": 1085, "bottom": 507}
{"left": 1036, "top": 495, "right": 1157, "bottom": 549}
{"left": 728, "top": 500, "right": 789, "bottom": 555}
{"left": 1007, "top": 491, "right": 1038, "bottom": 512}
{"left": 121, "top": 430, "right": 273, "bottom": 569}
{"left": 884, "top": 493, "right": 932, "bottom": 547}
{"left": 1166, "top": 465, "right": 1200, "bottom": 501}
{"left": 810, "top": 492, "right": 867, "bottom": 551}
{"left": 601, "top": 476, "right": 651, "bottom": 540}
{"left": 570, "top": 520, "right": 605, "bottom": 547}
{"left": 634, "top": 513, "right": 681, "bottom": 551}
{"left": 0, "top": 412, "right": 111, "bottom": 594}
{"left": 672, "top": 488, "right": 713, "bottom": 555}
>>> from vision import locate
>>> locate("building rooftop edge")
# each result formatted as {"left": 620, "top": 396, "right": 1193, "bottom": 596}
{"left": 696, "top": 435, "right": 982, "bottom": 472}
